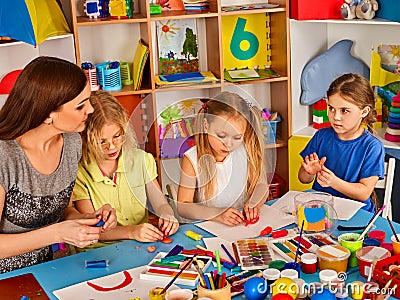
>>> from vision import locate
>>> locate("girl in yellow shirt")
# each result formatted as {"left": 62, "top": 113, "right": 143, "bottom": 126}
{"left": 73, "top": 91, "right": 178, "bottom": 244}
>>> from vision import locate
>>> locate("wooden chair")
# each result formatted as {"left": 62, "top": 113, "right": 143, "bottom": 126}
{"left": 376, "top": 157, "right": 396, "bottom": 219}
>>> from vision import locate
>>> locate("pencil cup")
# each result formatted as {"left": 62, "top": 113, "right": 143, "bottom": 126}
{"left": 197, "top": 282, "right": 231, "bottom": 300}
{"left": 391, "top": 234, "right": 400, "bottom": 254}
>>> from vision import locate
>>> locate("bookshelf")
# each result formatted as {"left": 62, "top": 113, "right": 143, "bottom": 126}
{"left": 68, "top": 0, "right": 291, "bottom": 193}
{"left": 289, "top": 18, "right": 400, "bottom": 190}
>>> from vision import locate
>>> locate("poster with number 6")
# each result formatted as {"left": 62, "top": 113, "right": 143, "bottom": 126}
{"left": 222, "top": 13, "right": 271, "bottom": 70}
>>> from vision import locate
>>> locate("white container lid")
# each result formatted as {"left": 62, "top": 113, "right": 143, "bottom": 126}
{"left": 294, "top": 278, "right": 308, "bottom": 298}
{"left": 280, "top": 268, "right": 299, "bottom": 279}
{"left": 319, "top": 269, "right": 338, "bottom": 282}
{"left": 301, "top": 252, "right": 317, "bottom": 264}
{"left": 263, "top": 268, "right": 281, "bottom": 280}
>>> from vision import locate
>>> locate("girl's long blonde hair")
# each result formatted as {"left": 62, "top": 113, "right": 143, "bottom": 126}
{"left": 81, "top": 90, "right": 137, "bottom": 166}
{"left": 195, "top": 92, "right": 265, "bottom": 201}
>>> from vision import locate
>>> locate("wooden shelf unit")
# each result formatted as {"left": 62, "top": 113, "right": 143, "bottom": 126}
{"left": 68, "top": 0, "right": 291, "bottom": 192}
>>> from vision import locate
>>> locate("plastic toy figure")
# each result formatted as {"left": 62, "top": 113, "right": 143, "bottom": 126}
{"left": 84, "top": 0, "right": 101, "bottom": 19}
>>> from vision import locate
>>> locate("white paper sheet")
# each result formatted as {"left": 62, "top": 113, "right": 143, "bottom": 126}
{"left": 195, "top": 205, "right": 295, "bottom": 242}
{"left": 203, "top": 237, "right": 235, "bottom": 262}
{"left": 270, "top": 191, "right": 366, "bottom": 221}
{"left": 53, "top": 266, "right": 179, "bottom": 300}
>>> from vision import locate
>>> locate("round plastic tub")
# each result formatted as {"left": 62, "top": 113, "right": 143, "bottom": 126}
{"left": 316, "top": 245, "right": 350, "bottom": 273}
{"left": 356, "top": 246, "right": 391, "bottom": 277}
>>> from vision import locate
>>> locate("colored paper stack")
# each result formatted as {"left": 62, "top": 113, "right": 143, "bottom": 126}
{"left": 183, "top": 0, "right": 209, "bottom": 12}
{"left": 312, "top": 99, "right": 330, "bottom": 129}
{"left": 385, "top": 91, "right": 400, "bottom": 142}
{"left": 373, "top": 96, "right": 383, "bottom": 129}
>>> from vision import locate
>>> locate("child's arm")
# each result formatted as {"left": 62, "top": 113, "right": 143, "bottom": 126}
{"left": 74, "top": 198, "right": 164, "bottom": 242}
{"left": 317, "top": 165, "right": 379, "bottom": 201}
{"left": 177, "top": 155, "right": 244, "bottom": 225}
{"left": 298, "top": 153, "right": 326, "bottom": 184}
{"left": 146, "top": 179, "right": 179, "bottom": 237}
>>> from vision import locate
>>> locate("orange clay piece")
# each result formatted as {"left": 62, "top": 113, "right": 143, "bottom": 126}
{"left": 147, "top": 245, "right": 156, "bottom": 253}
{"left": 161, "top": 237, "right": 173, "bottom": 244}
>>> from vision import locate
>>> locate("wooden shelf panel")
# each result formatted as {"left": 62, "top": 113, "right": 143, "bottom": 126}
{"left": 150, "top": 11, "right": 218, "bottom": 21}
{"left": 110, "top": 86, "right": 152, "bottom": 97}
{"left": 221, "top": 7, "right": 285, "bottom": 16}
{"left": 76, "top": 14, "right": 147, "bottom": 26}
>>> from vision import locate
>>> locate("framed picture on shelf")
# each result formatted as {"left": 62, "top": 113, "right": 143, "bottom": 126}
{"left": 156, "top": 19, "right": 199, "bottom": 75}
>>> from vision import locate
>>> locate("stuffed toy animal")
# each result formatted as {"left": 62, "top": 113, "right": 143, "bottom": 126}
{"left": 341, "top": 0, "right": 378, "bottom": 20}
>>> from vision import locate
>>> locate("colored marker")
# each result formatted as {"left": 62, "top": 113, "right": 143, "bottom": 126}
{"left": 221, "top": 243, "right": 237, "bottom": 265}
{"left": 215, "top": 250, "right": 222, "bottom": 273}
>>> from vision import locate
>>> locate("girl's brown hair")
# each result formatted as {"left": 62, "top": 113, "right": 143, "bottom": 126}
{"left": 81, "top": 90, "right": 137, "bottom": 166}
{"left": 195, "top": 92, "right": 265, "bottom": 202}
{"left": 327, "top": 73, "right": 377, "bottom": 132}
{"left": 0, "top": 56, "right": 87, "bottom": 139}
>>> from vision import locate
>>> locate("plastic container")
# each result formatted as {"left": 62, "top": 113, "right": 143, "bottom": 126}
{"left": 268, "top": 173, "right": 285, "bottom": 200}
{"left": 363, "top": 238, "right": 381, "bottom": 247}
{"left": 316, "top": 245, "right": 350, "bottom": 273}
{"left": 96, "top": 61, "right": 122, "bottom": 91}
{"left": 318, "top": 269, "right": 337, "bottom": 285}
{"left": 338, "top": 232, "right": 364, "bottom": 268}
{"left": 356, "top": 246, "right": 391, "bottom": 277}
{"left": 391, "top": 234, "right": 400, "bottom": 254}
{"left": 368, "top": 230, "right": 386, "bottom": 245}
{"left": 293, "top": 192, "right": 336, "bottom": 233}
{"left": 300, "top": 253, "right": 317, "bottom": 274}
{"left": 263, "top": 268, "right": 280, "bottom": 286}
{"left": 261, "top": 115, "right": 281, "bottom": 144}
{"left": 283, "top": 262, "right": 301, "bottom": 277}
{"left": 149, "top": 287, "right": 166, "bottom": 300}
{"left": 294, "top": 278, "right": 308, "bottom": 300}
{"left": 372, "top": 254, "right": 400, "bottom": 298}
{"left": 280, "top": 268, "right": 298, "bottom": 279}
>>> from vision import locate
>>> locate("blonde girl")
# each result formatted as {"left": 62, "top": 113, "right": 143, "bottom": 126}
{"left": 298, "top": 73, "right": 385, "bottom": 212}
{"left": 73, "top": 91, "right": 178, "bottom": 244}
{"left": 177, "top": 92, "right": 269, "bottom": 226}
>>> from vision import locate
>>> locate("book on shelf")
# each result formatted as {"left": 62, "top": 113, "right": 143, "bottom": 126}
{"left": 133, "top": 39, "right": 149, "bottom": 91}
{"left": 224, "top": 68, "right": 279, "bottom": 82}
{"left": 156, "top": 18, "right": 199, "bottom": 75}
{"left": 155, "top": 71, "right": 217, "bottom": 86}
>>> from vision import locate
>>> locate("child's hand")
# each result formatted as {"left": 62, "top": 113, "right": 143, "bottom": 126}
{"left": 243, "top": 205, "right": 260, "bottom": 222}
{"left": 302, "top": 153, "right": 326, "bottom": 175}
{"left": 158, "top": 216, "right": 179, "bottom": 237}
{"left": 215, "top": 208, "right": 244, "bottom": 226}
{"left": 316, "top": 164, "right": 338, "bottom": 188}
{"left": 93, "top": 204, "right": 117, "bottom": 232}
{"left": 130, "top": 223, "right": 164, "bottom": 242}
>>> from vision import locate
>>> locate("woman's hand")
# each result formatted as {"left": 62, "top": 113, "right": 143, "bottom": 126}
{"left": 159, "top": 216, "right": 179, "bottom": 237}
{"left": 302, "top": 153, "right": 326, "bottom": 175}
{"left": 92, "top": 204, "right": 117, "bottom": 232}
{"left": 129, "top": 223, "right": 164, "bottom": 242}
{"left": 214, "top": 208, "right": 244, "bottom": 226}
{"left": 57, "top": 218, "right": 103, "bottom": 248}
